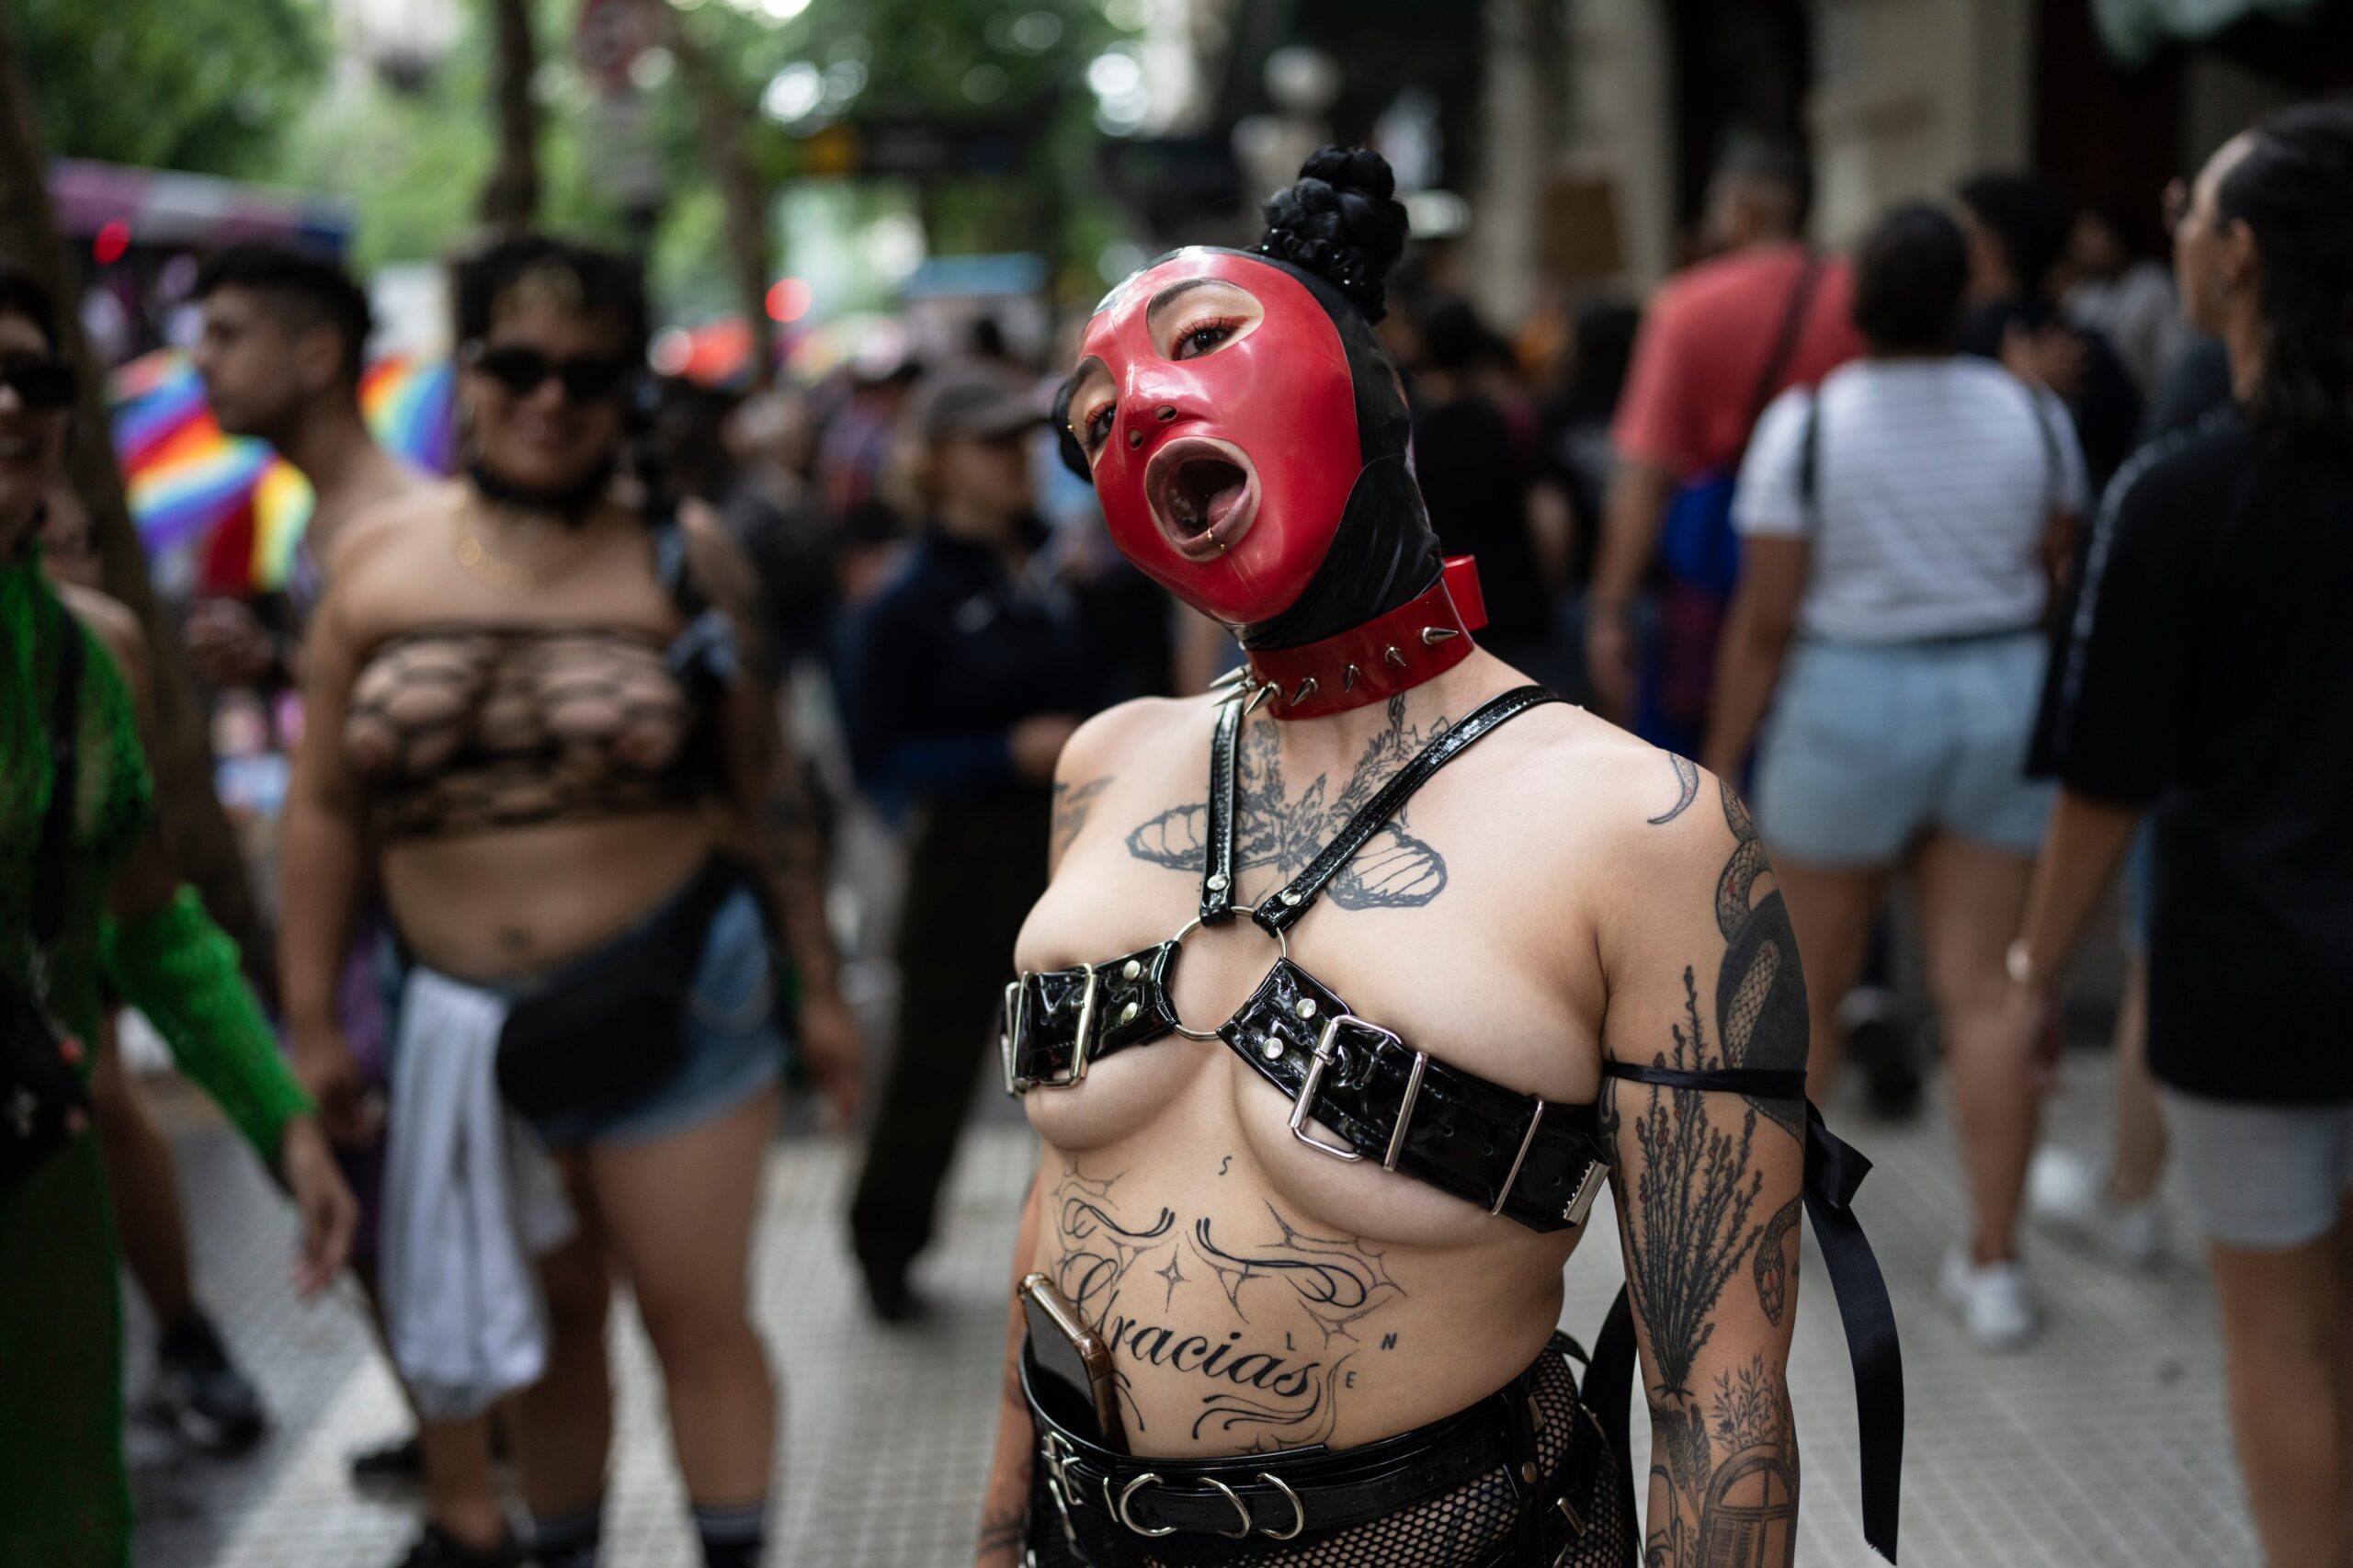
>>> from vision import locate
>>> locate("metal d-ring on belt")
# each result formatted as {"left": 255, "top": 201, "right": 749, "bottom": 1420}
{"left": 1003, "top": 683, "right": 1614, "bottom": 1233}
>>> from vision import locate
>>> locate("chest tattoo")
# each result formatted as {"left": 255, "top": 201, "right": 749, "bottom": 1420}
{"left": 1125, "top": 697, "right": 1451, "bottom": 912}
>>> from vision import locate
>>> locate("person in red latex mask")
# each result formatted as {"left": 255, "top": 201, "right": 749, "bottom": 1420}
{"left": 977, "top": 147, "right": 1903, "bottom": 1568}
{"left": 1053, "top": 218, "right": 1441, "bottom": 653}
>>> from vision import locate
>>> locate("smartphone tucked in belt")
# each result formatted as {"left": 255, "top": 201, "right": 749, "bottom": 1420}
{"left": 1019, "top": 1272, "right": 1129, "bottom": 1454}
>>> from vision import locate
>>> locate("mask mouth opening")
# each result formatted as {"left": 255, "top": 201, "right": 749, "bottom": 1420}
{"left": 1144, "top": 435, "right": 1260, "bottom": 560}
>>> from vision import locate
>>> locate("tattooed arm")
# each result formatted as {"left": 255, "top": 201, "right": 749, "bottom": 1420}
{"left": 1598, "top": 768, "right": 1808, "bottom": 1568}
{"left": 977, "top": 1162, "right": 1047, "bottom": 1566}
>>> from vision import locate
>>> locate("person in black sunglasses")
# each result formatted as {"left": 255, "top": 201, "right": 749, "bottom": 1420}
{"left": 277, "top": 233, "right": 860, "bottom": 1568}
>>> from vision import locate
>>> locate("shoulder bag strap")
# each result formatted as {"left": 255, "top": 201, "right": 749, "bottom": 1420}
{"left": 1742, "top": 253, "right": 1827, "bottom": 442}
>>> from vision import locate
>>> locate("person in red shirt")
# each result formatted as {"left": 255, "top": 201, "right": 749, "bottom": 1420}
{"left": 1586, "top": 143, "right": 1861, "bottom": 755}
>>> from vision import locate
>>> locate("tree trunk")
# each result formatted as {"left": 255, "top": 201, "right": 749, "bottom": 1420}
{"left": 0, "top": 3, "right": 268, "bottom": 981}
{"left": 665, "top": 6, "right": 777, "bottom": 388}
{"left": 480, "top": 0, "right": 543, "bottom": 233}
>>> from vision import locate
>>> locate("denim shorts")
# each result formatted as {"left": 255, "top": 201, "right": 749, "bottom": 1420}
{"left": 2162, "top": 1092, "right": 2353, "bottom": 1249}
{"left": 384, "top": 882, "right": 785, "bottom": 1148}
{"left": 1753, "top": 632, "right": 2054, "bottom": 869}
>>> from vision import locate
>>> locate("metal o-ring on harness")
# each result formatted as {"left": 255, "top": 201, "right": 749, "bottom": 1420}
{"left": 1160, "top": 912, "right": 1289, "bottom": 1041}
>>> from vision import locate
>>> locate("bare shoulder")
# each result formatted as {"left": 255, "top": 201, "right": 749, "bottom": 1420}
{"left": 323, "top": 483, "right": 442, "bottom": 584}
{"left": 56, "top": 582, "right": 147, "bottom": 681}
{"left": 1054, "top": 694, "right": 1202, "bottom": 788}
{"left": 1473, "top": 703, "right": 1718, "bottom": 846}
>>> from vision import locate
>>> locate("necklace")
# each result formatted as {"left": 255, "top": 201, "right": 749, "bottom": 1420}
{"left": 447, "top": 484, "right": 552, "bottom": 595}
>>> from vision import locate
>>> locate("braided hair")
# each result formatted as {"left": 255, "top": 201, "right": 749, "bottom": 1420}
{"left": 1255, "top": 145, "right": 1411, "bottom": 324}
{"left": 2216, "top": 99, "right": 2353, "bottom": 451}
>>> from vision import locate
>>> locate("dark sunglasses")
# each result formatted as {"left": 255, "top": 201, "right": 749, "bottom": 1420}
{"left": 462, "top": 342, "right": 636, "bottom": 404}
{"left": 0, "top": 355, "right": 78, "bottom": 413}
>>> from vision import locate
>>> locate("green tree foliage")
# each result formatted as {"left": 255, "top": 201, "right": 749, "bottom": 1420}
{"left": 12, "top": 0, "right": 325, "bottom": 176}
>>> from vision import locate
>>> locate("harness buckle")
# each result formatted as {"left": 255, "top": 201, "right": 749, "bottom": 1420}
{"left": 1291, "top": 1015, "right": 1388, "bottom": 1162}
{"left": 1008, "top": 965, "right": 1098, "bottom": 1093}
{"left": 999, "top": 980, "right": 1026, "bottom": 1096}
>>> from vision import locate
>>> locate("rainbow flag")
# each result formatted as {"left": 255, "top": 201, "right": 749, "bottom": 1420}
{"left": 108, "top": 349, "right": 455, "bottom": 591}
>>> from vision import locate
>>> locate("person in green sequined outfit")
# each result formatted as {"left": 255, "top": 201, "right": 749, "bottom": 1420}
{"left": 0, "top": 271, "right": 357, "bottom": 1567}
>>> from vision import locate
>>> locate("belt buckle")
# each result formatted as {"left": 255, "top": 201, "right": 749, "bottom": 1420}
{"left": 1039, "top": 1428, "right": 1080, "bottom": 1494}
{"left": 1290, "top": 1014, "right": 1392, "bottom": 1162}
{"left": 1009, "top": 964, "right": 1098, "bottom": 1094}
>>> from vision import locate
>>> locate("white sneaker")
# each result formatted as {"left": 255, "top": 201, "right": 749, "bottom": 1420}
{"left": 1940, "top": 1245, "right": 2040, "bottom": 1350}
{"left": 2028, "top": 1146, "right": 2165, "bottom": 1267}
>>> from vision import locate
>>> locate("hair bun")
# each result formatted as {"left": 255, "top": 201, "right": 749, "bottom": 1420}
{"left": 1256, "top": 145, "right": 1409, "bottom": 323}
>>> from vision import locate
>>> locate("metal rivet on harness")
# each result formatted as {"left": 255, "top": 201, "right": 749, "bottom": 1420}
{"left": 1122, "top": 959, "right": 1142, "bottom": 981}
{"left": 1295, "top": 998, "right": 1317, "bottom": 1019}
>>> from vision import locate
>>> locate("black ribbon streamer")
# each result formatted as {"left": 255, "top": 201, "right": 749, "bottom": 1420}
{"left": 1587, "top": 1081, "right": 1904, "bottom": 1562}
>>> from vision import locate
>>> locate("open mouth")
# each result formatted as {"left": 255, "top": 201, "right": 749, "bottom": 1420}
{"left": 1143, "top": 437, "right": 1259, "bottom": 559}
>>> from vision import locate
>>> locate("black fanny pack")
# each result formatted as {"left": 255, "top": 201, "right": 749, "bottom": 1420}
{"left": 3, "top": 595, "right": 93, "bottom": 1192}
{"left": 494, "top": 858, "right": 748, "bottom": 1119}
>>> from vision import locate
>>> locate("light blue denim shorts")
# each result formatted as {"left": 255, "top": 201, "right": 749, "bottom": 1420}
{"left": 1753, "top": 631, "right": 2054, "bottom": 869}
{"left": 384, "top": 883, "right": 785, "bottom": 1148}
{"left": 2162, "top": 1093, "right": 2353, "bottom": 1249}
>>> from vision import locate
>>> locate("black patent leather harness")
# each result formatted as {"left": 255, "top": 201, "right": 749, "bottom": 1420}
{"left": 1005, "top": 685, "right": 1613, "bottom": 1233}
{"left": 1005, "top": 684, "right": 1905, "bottom": 1562}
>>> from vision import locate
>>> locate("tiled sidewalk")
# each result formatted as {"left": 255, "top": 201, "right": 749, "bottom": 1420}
{"left": 131, "top": 1066, "right": 2255, "bottom": 1567}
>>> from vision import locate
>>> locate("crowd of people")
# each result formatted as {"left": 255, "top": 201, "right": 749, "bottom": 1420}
{"left": 0, "top": 85, "right": 2347, "bottom": 1568}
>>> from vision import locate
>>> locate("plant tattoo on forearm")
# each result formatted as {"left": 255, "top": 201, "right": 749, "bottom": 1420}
{"left": 1606, "top": 779, "right": 1805, "bottom": 1567}
{"left": 1127, "top": 698, "right": 1449, "bottom": 910}
{"left": 1044, "top": 1160, "right": 1404, "bottom": 1452}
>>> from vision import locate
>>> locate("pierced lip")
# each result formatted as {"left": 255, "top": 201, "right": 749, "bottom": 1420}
{"left": 1142, "top": 435, "right": 1260, "bottom": 561}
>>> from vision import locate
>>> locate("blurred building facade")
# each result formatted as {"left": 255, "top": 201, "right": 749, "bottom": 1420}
{"left": 1148, "top": 0, "right": 2353, "bottom": 317}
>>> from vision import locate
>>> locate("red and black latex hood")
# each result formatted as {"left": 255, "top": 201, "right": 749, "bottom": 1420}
{"left": 1053, "top": 243, "right": 1444, "bottom": 653}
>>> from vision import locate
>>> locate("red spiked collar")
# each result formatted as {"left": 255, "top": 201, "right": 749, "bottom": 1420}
{"left": 1229, "top": 556, "right": 1487, "bottom": 721}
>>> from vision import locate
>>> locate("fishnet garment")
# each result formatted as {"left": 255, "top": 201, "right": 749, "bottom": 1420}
{"left": 345, "top": 624, "right": 696, "bottom": 841}
{"left": 1032, "top": 1350, "right": 1634, "bottom": 1568}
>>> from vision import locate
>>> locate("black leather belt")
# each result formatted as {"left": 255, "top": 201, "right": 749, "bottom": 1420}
{"left": 1021, "top": 1335, "right": 1608, "bottom": 1549}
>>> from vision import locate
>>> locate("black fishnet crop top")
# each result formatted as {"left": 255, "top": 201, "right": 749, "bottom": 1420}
{"left": 344, "top": 624, "right": 700, "bottom": 842}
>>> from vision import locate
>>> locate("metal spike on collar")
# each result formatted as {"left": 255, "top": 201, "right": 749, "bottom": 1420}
{"left": 1289, "top": 676, "right": 1319, "bottom": 706}
{"left": 1211, "top": 665, "right": 1250, "bottom": 689}
{"left": 1342, "top": 664, "right": 1359, "bottom": 692}
{"left": 1420, "top": 626, "right": 1460, "bottom": 645}
{"left": 1383, "top": 645, "right": 1407, "bottom": 669}
{"left": 1244, "top": 681, "right": 1278, "bottom": 717}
